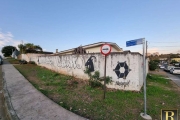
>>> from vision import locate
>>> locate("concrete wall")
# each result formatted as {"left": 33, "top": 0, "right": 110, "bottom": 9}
{"left": 23, "top": 53, "right": 148, "bottom": 91}
{"left": 22, "top": 53, "right": 47, "bottom": 62}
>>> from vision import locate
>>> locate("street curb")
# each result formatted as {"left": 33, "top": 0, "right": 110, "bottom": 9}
{"left": 2, "top": 70, "right": 19, "bottom": 120}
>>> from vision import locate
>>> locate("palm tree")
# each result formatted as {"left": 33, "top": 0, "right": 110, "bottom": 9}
{"left": 18, "top": 43, "right": 43, "bottom": 54}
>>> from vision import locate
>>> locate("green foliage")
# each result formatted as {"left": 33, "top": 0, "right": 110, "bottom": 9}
{"left": 14, "top": 64, "right": 180, "bottom": 120}
{"left": 84, "top": 67, "right": 112, "bottom": 88}
{"left": 149, "top": 60, "right": 158, "bottom": 71}
{"left": 147, "top": 74, "right": 171, "bottom": 86}
{"left": 153, "top": 59, "right": 160, "bottom": 63}
{"left": 19, "top": 60, "right": 27, "bottom": 64}
{"left": 6, "top": 58, "right": 19, "bottom": 64}
{"left": 105, "top": 76, "right": 113, "bottom": 84}
{"left": 28, "top": 61, "right": 36, "bottom": 64}
{"left": 1, "top": 46, "right": 16, "bottom": 57}
{"left": 18, "top": 43, "right": 43, "bottom": 54}
{"left": 84, "top": 67, "right": 101, "bottom": 87}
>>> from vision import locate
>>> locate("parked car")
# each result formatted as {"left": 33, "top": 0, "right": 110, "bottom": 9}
{"left": 160, "top": 65, "right": 165, "bottom": 69}
{"left": 164, "top": 65, "right": 175, "bottom": 72}
{"left": 0, "top": 55, "right": 3, "bottom": 65}
{"left": 170, "top": 67, "right": 180, "bottom": 74}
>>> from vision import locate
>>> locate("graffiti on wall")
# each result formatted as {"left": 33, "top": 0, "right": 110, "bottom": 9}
{"left": 38, "top": 56, "right": 84, "bottom": 69}
{"left": 113, "top": 61, "right": 131, "bottom": 88}
{"left": 113, "top": 61, "right": 131, "bottom": 79}
{"left": 85, "top": 56, "right": 96, "bottom": 72}
{"left": 116, "top": 81, "right": 130, "bottom": 87}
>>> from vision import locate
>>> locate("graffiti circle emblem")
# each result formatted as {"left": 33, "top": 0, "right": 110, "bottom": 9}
{"left": 113, "top": 61, "right": 131, "bottom": 79}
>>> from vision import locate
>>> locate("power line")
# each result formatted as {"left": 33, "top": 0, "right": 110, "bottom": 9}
{"left": 149, "top": 42, "right": 179, "bottom": 43}
{"left": 149, "top": 46, "right": 180, "bottom": 47}
{"left": 149, "top": 50, "right": 174, "bottom": 51}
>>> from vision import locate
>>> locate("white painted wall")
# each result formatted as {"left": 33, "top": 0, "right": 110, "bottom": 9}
{"left": 22, "top": 53, "right": 47, "bottom": 62}
{"left": 23, "top": 53, "right": 148, "bottom": 91}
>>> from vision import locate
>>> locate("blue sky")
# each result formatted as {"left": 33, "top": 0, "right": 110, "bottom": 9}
{"left": 0, "top": 0, "right": 180, "bottom": 54}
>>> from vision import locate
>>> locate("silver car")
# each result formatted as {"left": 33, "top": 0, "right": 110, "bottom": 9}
{"left": 170, "top": 67, "right": 180, "bottom": 74}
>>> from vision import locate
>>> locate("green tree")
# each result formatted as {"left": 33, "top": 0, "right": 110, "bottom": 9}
{"left": 18, "top": 43, "right": 43, "bottom": 53}
{"left": 149, "top": 60, "right": 158, "bottom": 71}
{"left": 1, "top": 46, "right": 16, "bottom": 57}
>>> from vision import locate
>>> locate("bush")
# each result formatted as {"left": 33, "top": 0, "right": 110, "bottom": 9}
{"left": 19, "top": 60, "right": 27, "bottom": 64}
{"left": 84, "top": 67, "right": 113, "bottom": 88}
{"left": 149, "top": 60, "right": 158, "bottom": 71}
{"left": 28, "top": 61, "right": 36, "bottom": 64}
{"left": 89, "top": 80, "right": 102, "bottom": 88}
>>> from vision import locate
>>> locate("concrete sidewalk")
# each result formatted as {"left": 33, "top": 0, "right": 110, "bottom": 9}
{"left": 2, "top": 61, "right": 87, "bottom": 120}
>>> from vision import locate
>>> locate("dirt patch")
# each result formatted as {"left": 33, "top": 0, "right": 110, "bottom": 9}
{"left": 149, "top": 69, "right": 168, "bottom": 77}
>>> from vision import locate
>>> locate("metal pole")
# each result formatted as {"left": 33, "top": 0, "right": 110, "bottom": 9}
{"left": 143, "top": 39, "right": 147, "bottom": 115}
{"left": 140, "top": 39, "right": 152, "bottom": 119}
{"left": 146, "top": 41, "right": 148, "bottom": 75}
{"left": 103, "top": 55, "right": 107, "bottom": 99}
{"left": 146, "top": 41, "right": 148, "bottom": 59}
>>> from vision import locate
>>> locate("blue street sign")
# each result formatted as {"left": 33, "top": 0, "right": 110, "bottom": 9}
{"left": 126, "top": 38, "right": 144, "bottom": 47}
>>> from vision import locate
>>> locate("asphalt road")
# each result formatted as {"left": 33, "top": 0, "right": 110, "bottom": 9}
{"left": 164, "top": 70, "right": 180, "bottom": 78}
{"left": 161, "top": 69, "right": 180, "bottom": 87}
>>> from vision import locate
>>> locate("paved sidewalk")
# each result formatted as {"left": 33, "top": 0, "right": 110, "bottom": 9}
{"left": 2, "top": 61, "right": 87, "bottom": 120}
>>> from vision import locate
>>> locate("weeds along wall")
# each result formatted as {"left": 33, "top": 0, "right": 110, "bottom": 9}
{"left": 22, "top": 53, "right": 148, "bottom": 91}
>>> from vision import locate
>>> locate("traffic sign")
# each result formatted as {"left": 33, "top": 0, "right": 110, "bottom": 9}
{"left": 100, "top": 44, "right": 111, "bottom": 56}
{"left": 126, "top": 38, "right": 144, "bottom": 47}
{"left": 126, "top": 38, "right": 151, "bottom": 119}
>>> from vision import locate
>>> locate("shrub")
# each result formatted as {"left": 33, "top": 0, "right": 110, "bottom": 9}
{"left": 149, "top": 60, "right": 158, "bottom": 71}
{"left": 19, "top": 60, "right": 27, "bottom": 64}
{"left": 28, "top": 61, "right": 36, "bottom": 64}
{"left": 84, "top": 67, "right": 113, "bottom": 88}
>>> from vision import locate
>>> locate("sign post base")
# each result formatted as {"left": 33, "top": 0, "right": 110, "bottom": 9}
{"left": 140, "top": 113, "right": 152, "bottom": 120}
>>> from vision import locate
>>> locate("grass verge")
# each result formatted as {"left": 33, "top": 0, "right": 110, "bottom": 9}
{"left": 6, "top": 58, "right": 20, "bottom": 64}
{"left": 10, "top": 62, "right": 180, "bottom": 120}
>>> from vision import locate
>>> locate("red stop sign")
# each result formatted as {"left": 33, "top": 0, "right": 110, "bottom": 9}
{"left": 100, "top": 44, "right": 111, "bottom": 56}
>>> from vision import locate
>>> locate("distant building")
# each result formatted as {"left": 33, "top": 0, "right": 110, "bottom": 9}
{"left": 55, "top": 42, "right": 123, "bottom": 55}
{"left": 171, "top": 58, "right": 180, "bottom": 62}
{"left": 12, "top": 49, "right": 20, "bottom": 59}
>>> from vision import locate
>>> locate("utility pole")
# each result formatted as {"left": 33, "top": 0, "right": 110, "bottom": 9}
{"left": 146, "top": 41, "right": 148, "bottom": 59}
{"left": 146, "top": 41, "right": 148, "bottom": 73}
{"left": 21, "top": 40, "right": 23, "bottom": 60}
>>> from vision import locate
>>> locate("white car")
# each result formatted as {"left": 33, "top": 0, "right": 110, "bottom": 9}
{"left": 160, "top": 66, "right": 165, "bottom": 69}
{"left": 170, "top": 67, "right": 180, "bottom": 74}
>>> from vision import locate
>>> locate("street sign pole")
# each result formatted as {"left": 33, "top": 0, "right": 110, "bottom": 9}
{"left": 143, "top": 39, "right": 147, "bottom": 115}
{"left": 126, "top": 38, "right": 151, "bottom": 119}
{"left": 103, "top": 55, "right": 107, "bottom": 99}
{"left": 140, "top": 39, "right": 152, "bottom": 120}
{"left": 100, "top": 44, "right": 111, "bottom": 100}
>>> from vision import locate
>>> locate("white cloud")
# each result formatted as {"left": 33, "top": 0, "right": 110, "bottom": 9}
{"left": 0, "top": 30, "right": 26, "bottom": 49}
{"left": 147, "top": 47, "right": 160, "bottom": 54}
{"left": 0, "top": 30, "right": 28, "bottom": 56}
